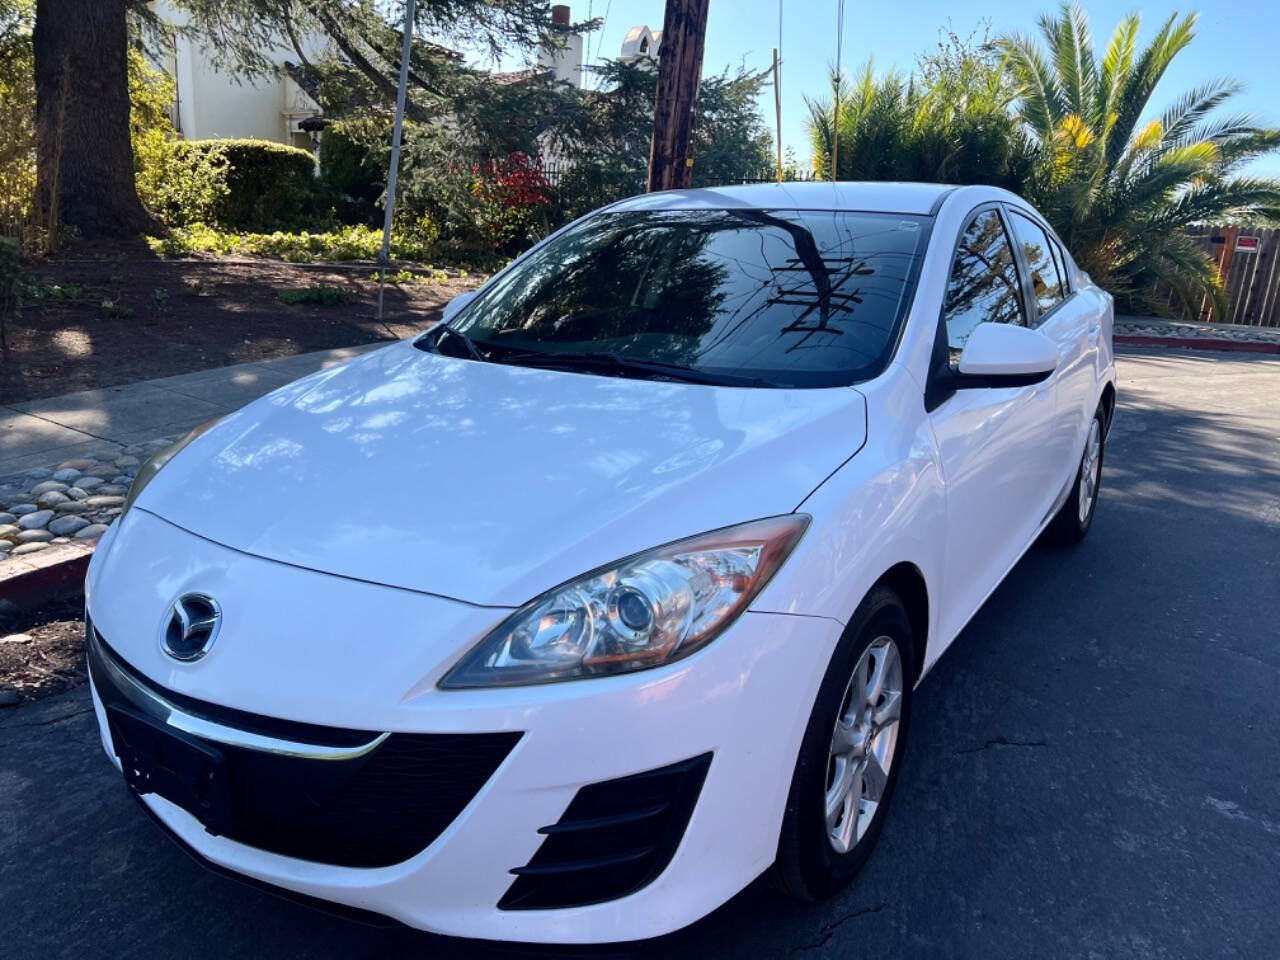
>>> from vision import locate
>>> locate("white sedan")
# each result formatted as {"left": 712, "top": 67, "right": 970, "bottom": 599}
{"left": 86, "top": 182, "right": 1114, "bottom": 944}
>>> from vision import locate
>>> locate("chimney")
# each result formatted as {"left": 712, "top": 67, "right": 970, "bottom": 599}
{"left": 539, "top": 5, "right": 583, "bottom": 88}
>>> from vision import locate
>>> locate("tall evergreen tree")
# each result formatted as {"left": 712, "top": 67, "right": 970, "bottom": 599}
{"left": 29, "top": 0, "right": 571, "bottom": 237}
{"left": 33, "top": 0, "right": 160, "bottom": 238}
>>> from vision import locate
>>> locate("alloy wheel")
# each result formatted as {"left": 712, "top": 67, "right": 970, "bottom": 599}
{"left": 824, "top": 636, "right": 903, "bottom": 854}
{"left": 1077, "top": 418, "right": 1102, "bottom": 524}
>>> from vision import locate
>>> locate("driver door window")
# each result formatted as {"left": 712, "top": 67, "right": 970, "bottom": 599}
{"left": 942, "top": 210, "right": 1026, "bottom": 362}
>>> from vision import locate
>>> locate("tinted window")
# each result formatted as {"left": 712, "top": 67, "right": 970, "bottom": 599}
{"left": 443, "top": 209, "right": 928, "bottom": 388}
{"left": 943, "top": 210, "right": 1025, "bottom": 359}
{"left": 1009, "top": 210, "right": 1064, "bottom": 315}
{"left": 1049, "top": 237, "right": 1072, "bottom": 294}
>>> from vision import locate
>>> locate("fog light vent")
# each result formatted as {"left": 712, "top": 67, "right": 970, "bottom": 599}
{"left": 498, "top": 752, "right": 712, "bottom": 910}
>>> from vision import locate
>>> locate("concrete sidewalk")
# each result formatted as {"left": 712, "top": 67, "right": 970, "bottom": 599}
{"left": 1, "top": 343, "right": 385, "bottom": 478}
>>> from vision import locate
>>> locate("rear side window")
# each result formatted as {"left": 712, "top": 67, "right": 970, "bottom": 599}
{"left": 1008, "top": 210, "right": 1065, "bottom": 315}
{"left": 943, "top": 209, "right": 1025, "bottom": 359}
{"left": 1049, "top": 237, "right": 1072, "bottom": 294}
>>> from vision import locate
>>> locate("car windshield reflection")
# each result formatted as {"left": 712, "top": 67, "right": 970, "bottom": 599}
{"left": 423, "top": 208, "right": 929, "bottom": 388}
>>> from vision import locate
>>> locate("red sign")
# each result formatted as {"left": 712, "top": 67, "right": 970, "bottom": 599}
{"left": 1236, "top": 236, "right": 1260, "bottom": 252}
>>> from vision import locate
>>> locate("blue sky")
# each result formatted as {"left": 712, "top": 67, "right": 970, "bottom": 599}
{"left": 495, "top": 0, "right": 1280, "bottom": 177}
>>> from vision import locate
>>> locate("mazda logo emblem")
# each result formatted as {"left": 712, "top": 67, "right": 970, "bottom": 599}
{"left": 161, "top": 593, "right": 222, "bottom": 662}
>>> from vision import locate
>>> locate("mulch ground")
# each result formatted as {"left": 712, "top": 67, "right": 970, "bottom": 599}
{"left": 0, "top": 595, "right": 85, "bottom": 705}
{"left": 2, "top": 249, "right": 485, "bottom": 404}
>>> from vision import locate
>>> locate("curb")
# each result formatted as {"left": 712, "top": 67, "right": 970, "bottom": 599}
{"left": 0, "top": 543, "right": 92, "bottom": 619}
{"left": 1115, "top": 334, "right": 1280, "bottom": 354}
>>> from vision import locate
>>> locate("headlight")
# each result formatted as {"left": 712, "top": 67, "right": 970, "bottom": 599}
{"left": 121, "top": 418, "right": 221, "bottom": 517}
{"left": 440, "top": 515, "right": 809, "bottom": 688}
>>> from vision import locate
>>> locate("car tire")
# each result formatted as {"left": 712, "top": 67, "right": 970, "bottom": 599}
{"left": 774, "top": 586, "right": 916, "bottom": 901}
{"left": 1047, "top": 401, "right": 1106, "bottom": 546}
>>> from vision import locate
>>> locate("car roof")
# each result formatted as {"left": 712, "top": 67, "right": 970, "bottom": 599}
{"left": 607, "top": 181, "right": 958, "bottom": 216}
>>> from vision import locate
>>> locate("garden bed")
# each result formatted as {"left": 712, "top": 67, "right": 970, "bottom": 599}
{"left": 0, "top": 594, "right": 85, "bottom": 705}
{"left": 2, "top": 251, "right": 484, "bottom": 405}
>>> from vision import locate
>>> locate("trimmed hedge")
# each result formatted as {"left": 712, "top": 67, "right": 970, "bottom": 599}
{"left": 169, "top": 139, "right": 320, "bottom": 230}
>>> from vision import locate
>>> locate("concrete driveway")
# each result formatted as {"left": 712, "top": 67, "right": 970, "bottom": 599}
{"left": 2, "top": 347, "right": 1278, "bottom": 958}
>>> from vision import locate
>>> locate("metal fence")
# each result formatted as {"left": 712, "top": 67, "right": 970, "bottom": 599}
{"left": 1158, "top": 226, "right": 1280, "bottom": 327}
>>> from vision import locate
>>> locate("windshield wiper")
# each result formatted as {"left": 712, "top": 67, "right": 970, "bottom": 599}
{"left": 491, "top": 349, "right": 779, "bottom": 388}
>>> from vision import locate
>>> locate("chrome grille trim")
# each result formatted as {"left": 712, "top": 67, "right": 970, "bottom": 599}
{"left": 88, "top": 626, "right": 389, "bottom": 761}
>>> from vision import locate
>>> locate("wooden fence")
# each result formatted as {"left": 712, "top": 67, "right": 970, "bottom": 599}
{"left": 1160, "top": 226, "right": 1280, "bottom": 327}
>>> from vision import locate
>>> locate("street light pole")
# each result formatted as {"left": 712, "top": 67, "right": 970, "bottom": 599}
{"left": 377, "top": 0, "right": 418, "bottom": 322}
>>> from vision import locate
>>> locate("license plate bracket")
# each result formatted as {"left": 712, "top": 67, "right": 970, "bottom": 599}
{"left": 106, "top": 704, "right": 233, "bottom": 837}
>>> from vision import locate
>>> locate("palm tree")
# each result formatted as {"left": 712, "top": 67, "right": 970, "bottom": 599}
{"left": 1001, "top": 4, "right": 1280, "bottom": 318}
{"left": 805, "top": 33, "right": 1033, "bottom": 191}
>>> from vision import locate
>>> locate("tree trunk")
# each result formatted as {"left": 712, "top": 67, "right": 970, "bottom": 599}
{"left": 647, "top": 0, "right": 710, "bottom": 192}
{"left": 33, "top": 0, "right": 161, "bottom": 238}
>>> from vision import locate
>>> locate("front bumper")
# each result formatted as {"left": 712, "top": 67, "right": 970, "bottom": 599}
{"left": 87, "top": 512, "right": 842, "bottom": 944}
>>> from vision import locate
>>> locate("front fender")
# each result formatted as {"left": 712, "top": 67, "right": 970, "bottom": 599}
{"left": 751, "top": 365, "right": 947, "bottom": 672}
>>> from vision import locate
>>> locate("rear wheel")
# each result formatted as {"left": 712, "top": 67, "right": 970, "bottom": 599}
{"left": 1048, "top": 402, "right": 1106, "bottom": 545}
{"left": 774, "top": 587, "right": 915, "bottom": 900}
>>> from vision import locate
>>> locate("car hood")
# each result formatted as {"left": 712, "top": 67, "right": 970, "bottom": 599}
{"left": 137, "top": 341, "right": 866, "bottom": 606}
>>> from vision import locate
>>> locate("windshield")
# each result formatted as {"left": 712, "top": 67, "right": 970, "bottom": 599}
{"left": 434, "top": 208, "right": 929, "bottom": 388}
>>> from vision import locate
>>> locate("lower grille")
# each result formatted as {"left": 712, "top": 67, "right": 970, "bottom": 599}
{"left": 89, "top": 627, "right": 520, "bottom": 869}
{"left": 499, "top": 753, "right": 712, "bottom": 910}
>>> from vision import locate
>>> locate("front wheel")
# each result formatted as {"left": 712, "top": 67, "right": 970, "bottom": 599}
{"left": 774, "top": 587, "right": 916, "bottom": 900}
{"left": 1048, "top": 401, "right": 1106, "bottom": 545}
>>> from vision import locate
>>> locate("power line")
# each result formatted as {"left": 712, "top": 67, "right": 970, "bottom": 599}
{"left": 590, "top": 0, "right": 613, "bottom": 86}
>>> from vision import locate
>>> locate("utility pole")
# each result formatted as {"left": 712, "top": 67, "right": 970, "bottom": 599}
{"left": 377, "top": 0, "right": 417, "bottom": 322}
{"left": 647, "top": 0, "right": 710, "bottom": 192}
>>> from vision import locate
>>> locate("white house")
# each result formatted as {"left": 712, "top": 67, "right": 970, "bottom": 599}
{"left": 148, "top": 3, "right": 589, "bottom": 153}
{"left": 619, "top": 25, "right": 662, "bottom": 65}
{"left": 151, "top": 2, "right": 327, "bottom": 150}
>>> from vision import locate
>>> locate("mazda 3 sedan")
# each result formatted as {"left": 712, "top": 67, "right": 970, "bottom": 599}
{"left": 87, "top": 182, "right": 1114, "bottom": 944}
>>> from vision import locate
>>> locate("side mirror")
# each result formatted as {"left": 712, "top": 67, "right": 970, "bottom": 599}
{"left": 441, "top": 290, "right": 478, "bottom": 323}
{"left": 954, "top": 322, "right": 1058, "bottom": 387}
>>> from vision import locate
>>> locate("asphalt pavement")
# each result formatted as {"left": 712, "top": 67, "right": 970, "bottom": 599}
{"left": 2, "top": 346, "right": 1278, "bottom": 959}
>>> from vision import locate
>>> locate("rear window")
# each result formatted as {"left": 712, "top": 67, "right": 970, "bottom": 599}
{"left": 446, "top": 208, "right": 929, "bottom": 388}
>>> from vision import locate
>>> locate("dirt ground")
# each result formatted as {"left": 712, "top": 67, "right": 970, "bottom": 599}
{"left": 0, "top": 596, "right": 85, "bottom": 705}
{"left": 1, "top": 252, "right": 485, "bottom": 404}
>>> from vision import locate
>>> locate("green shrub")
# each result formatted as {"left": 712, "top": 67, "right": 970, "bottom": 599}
{"left": 1, "top": 1, "right": 37, "bottom": 249}
{"left": 170, "top": 139, "right": 321, "bottom": 231}
{"left": 148, "top": 223, "right": 441, "bottom": 263}
{"left": 130, "top": 52, "right": 230, "bottom": 229}
{"left": 320, "top": 123, "right": 385, "bottom": 214}
{"left": 135, "top": 134, "right": 231, "bottom": 227}
{"left": 277, "top": 284, "right": 353, "bottom": 305}
{"left": 319, "top": 126, "right": 383, "bottom": 226}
